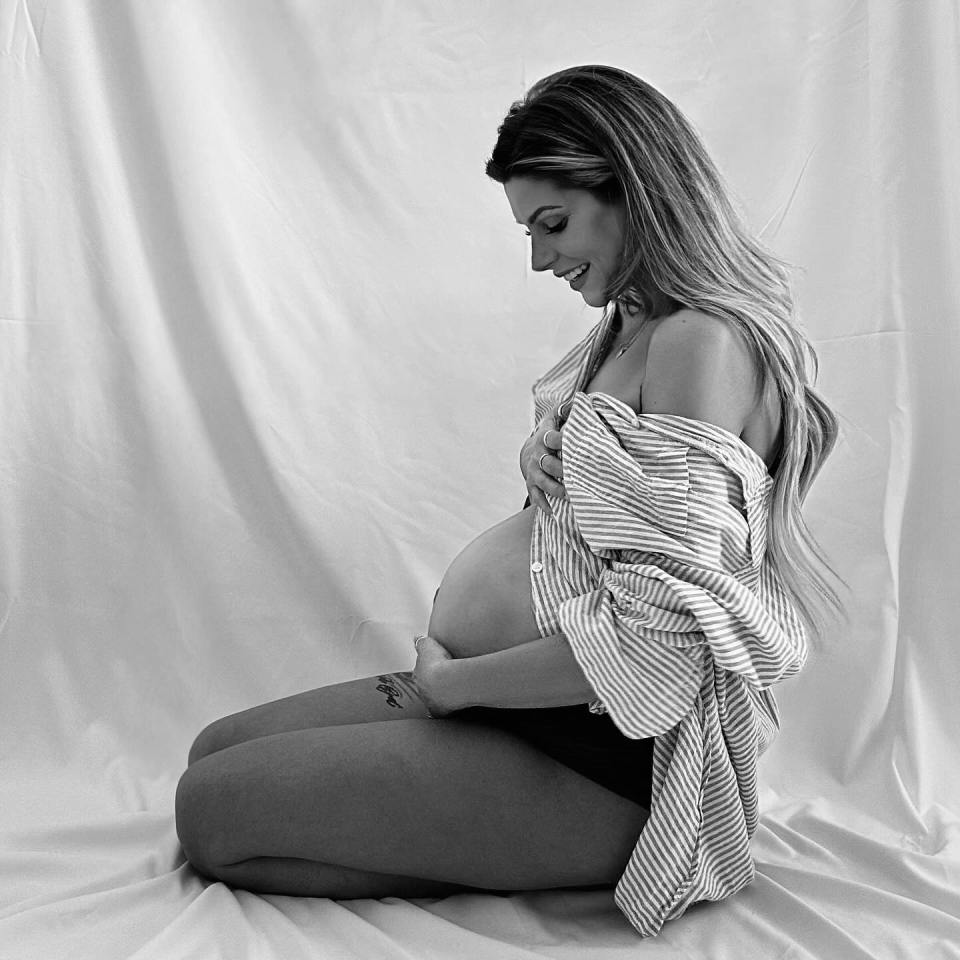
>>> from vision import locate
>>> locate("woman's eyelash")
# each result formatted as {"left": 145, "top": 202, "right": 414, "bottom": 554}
{"left": 525, "top": 218, "right": 568, "bottom": 237}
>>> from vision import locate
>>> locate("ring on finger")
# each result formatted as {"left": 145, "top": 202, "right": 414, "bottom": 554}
{"left": 538, "top": 452, "right": 549, "bottom": 472}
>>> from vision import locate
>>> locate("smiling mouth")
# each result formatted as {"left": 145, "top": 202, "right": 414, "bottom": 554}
{"left": 561, "top": 263, "right": 589, "bottom": 282}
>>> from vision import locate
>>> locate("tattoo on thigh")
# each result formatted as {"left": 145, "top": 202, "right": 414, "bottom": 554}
{"left": 374, "top": 672, "right": 422, "bottom": 710}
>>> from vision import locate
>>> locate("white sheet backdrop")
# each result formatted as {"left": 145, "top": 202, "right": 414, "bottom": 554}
{"left": 2, "top": 1, "right": 959, "bottom": 957}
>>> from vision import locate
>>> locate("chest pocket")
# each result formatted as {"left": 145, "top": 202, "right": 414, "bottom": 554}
{"left": 564, "top": 430, "right": 692, "bottom": 556}
{"left": 627, "top": 442, "right": 691, "bottom": 542}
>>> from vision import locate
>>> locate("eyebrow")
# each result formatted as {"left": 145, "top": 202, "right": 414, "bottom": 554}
{"left": 519, "top": 205, "right": 563, "bottom": 227}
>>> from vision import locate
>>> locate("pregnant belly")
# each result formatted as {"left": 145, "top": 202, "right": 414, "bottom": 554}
{"left": 427, "top": 506, "right": 544, "bottom": 660}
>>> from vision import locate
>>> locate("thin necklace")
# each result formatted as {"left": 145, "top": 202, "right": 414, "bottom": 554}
{"left": 583, "top": 308, "right": 647, "bottom": 387}
{"left": 614, "top": 323, "right": 645, "bottom": 359}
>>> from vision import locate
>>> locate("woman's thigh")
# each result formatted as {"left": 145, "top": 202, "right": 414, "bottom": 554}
{"left": 175, "top": 716, "right": 650, "bottom": 892}
{"left": 187, "top": 672, "right": 428, "bottom": 765}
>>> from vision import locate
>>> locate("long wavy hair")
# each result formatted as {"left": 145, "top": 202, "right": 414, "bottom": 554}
{"left": 486, "top": 64, "right": 847, "bottom": 649}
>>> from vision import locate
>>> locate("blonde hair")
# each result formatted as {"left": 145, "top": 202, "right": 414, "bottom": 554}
{"left": 486, "top": 64, "right": 847, "bottom": 648}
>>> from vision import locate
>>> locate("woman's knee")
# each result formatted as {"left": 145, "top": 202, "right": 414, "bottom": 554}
{"left": 187, "top": 717, "right": 236, "bottom": 766}
{"left": 175, "top": 762, "right": 226, "bottom": 873}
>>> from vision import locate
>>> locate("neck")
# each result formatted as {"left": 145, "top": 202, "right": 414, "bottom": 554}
{"left": 614, "top": 301, "right": 648, "bottom": 338}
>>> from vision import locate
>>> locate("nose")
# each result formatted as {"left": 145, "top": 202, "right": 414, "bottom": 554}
{"left": 530, "top": 233, "right": 556, "bottom": 273}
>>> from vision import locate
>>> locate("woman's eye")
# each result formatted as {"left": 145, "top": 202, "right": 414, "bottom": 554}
{"left": 524, "top": 217, "right": 568, "bottom": 238}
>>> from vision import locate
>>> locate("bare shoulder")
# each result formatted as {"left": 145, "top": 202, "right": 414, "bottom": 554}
{"left": 648, "top": 308, "right": 751, "bottom": 357}
{"left": 642, "top": 309, "right": 763, "bottom": 435}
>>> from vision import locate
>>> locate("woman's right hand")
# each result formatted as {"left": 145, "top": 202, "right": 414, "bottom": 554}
{"left": 520, "top": 405, "right": 567, "bottom": 516}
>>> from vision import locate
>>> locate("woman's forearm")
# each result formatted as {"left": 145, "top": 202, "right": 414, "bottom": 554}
{"left": 436, "top": 633, "right": 598, "bottom": 711}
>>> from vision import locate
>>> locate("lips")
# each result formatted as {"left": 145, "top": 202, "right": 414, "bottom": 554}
{"left": 560, "top": 262, "right": 589, "bottom": 282}
{"left": 568, "top": 264, "right": 590, "bottom": 289}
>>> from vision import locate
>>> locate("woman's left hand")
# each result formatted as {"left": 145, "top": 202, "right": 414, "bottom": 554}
{"left": 411, "top": 634, "right": 457, "bottom": 718}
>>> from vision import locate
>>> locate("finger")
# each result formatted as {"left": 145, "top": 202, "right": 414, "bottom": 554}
{"left": 535, "top": 465, "right": 566, "bottom": 499}
{"left": 537, "top": 453, "right": 564, "bottom": 485}
{"left": 543, "top": 429, "right": 563, "bottom": 453}
{"left": 529, "top": 486, "right": 553, "bottom": 517}
{"left": 542, "top": 477, "right": 566, "bottom": 498}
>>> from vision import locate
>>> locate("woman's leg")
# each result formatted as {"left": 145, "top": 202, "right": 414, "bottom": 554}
{"left": 187, "top": 853, "right": 478, "bottom": 899}
{"left": 175, "top": 716, "right": 649, "bottom": 897}
{"left": 187, "top": 671, "right": 430, "bottom": 765}
{"left": 183, "top": 673, "right": 446, "bottom": 893}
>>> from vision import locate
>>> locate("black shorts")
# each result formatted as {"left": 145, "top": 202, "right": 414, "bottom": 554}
{"left": 448, "top": 704, "right": 655, "bottom": 809}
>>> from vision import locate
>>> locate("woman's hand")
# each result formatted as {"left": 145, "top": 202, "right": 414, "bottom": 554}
{"left": 411, "top": 634, "right": 457, "bottom": 718}
{"left": 520, "top": 405, "right": 566, "bottom": 516}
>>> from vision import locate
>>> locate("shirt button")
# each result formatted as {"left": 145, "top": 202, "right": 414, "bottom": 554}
{"left": 530, "top": 561, "right": 544, "bottom": 574}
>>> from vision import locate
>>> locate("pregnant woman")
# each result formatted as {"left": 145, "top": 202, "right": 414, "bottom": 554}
{"left": 175, "top": 66, "right": 842, "bottom": 938}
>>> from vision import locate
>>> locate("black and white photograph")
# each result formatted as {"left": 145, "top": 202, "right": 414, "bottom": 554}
{"left": 1, "top": 1, "right": 958, "bottom": 957}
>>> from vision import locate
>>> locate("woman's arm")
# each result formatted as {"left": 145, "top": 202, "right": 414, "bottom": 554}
{"left": 432, "top": 633, "right": 597, "bottom": 711}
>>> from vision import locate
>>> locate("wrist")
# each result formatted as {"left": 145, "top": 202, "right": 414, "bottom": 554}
{"left": 432, "top": 658, "right": 474, "bottom": 713}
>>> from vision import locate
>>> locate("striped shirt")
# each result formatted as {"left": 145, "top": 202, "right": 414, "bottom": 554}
{"left": 528, "top": 304, "right": 807, "bottom": 939}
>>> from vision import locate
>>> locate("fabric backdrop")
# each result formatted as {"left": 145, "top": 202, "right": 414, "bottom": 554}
{"left": 2, "top": 1, "right": 959, "bottom": 957}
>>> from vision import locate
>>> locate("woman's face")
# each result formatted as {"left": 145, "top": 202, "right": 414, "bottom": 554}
{"left": 503, "top": 176, "right": 626, "bottom": 308}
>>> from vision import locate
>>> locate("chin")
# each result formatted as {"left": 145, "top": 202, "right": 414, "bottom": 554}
{"left": 581, "top": 289, "right": 606, "bottom": 308}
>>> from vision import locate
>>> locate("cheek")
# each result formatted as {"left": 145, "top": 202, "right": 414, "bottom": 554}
{"left": 594, "top": 212, "right": 624, "bottom": 266}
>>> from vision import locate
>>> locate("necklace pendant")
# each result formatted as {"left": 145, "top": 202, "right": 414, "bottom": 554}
{"left": 615, "top": 334, "right": 638, "bottom": 359}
